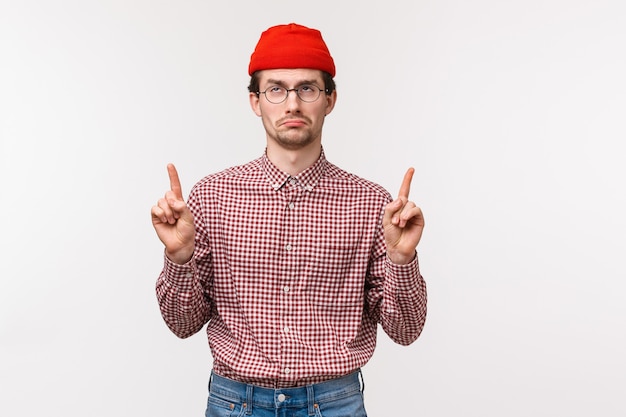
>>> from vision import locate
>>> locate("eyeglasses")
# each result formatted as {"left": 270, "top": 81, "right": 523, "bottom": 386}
{"left": 258, "top": 84, "right": 327, "bottom": 104}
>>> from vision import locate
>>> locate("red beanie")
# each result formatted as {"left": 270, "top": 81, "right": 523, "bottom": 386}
{"left": 248, "top": 23, "right": 336, "bottom": 77}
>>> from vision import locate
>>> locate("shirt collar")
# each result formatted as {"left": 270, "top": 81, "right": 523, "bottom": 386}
{"left": 262, "top": 148, "right": 328, "bottom": 192}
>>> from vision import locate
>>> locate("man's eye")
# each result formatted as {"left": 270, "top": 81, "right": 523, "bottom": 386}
{"left": 269, "top": 86, "right": 283, "bottom": 93}
{"left": 299, "top": 85, "right": 314, "bottom": 92}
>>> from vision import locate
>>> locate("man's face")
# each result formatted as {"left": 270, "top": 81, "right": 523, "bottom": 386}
{"left": 249, "top": 68, "right": 336, "bottom": 151}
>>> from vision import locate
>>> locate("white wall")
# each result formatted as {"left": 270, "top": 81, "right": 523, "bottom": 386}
{"left": 1, "top": 1, "right": 625, "bottom": 416}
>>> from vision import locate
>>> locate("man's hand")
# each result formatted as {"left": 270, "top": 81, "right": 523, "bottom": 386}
{"left": 151, "top": 164, "right": 196, "bottom": 264}
{"left": 383, "top": 167, "right": 425, "bottom": 265}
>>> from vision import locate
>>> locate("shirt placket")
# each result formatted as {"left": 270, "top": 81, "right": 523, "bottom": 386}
{"left": 278, "top": 176, "right": 303, "bottom": 382}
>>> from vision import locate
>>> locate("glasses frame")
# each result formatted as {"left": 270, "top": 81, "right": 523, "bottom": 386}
{"left": 257, "top": 84, "right": 328, "bottom": 104}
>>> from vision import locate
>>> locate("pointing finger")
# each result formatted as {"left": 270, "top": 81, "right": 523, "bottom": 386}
{"left": 167, "top": 163, "right": 184, "bottom": 200}
{"left": 398, "top": 167, "right": 415, "bottom": 199}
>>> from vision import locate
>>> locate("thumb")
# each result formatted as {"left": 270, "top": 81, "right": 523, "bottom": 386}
{"left": 383, "top": 198, "right": 403, "bottom": 226}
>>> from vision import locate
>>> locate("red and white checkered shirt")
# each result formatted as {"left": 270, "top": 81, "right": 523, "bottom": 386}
{"left": 156, "top": 150, "right": 427, "bottom": 388}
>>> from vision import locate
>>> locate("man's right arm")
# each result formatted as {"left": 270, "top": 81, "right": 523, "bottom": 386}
{"left": 151, "top": 164, "right": 212, "bottom": 338}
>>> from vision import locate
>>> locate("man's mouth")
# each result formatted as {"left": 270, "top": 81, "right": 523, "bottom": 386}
{"left": 280, "top": 118, "right": 307, "bottom": 128}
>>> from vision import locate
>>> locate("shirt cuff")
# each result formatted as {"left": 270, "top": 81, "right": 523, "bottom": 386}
{"left": 162, "top": 252, "right": 197, "bottom": 291}
{"left": 385, "top": 252, "right": 421, "bottom": 290}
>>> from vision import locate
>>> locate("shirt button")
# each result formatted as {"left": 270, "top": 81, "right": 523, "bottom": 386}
{"left": 283, "top": 286, "right": 290, "bottom": 293}
{"left": 284, "top": 326, "right": 290, "bottom": 333}
{"left": 185, "top": 273, "right": 193, "bottom": 278}
{"left": 284, "top": 367, "right": 291, "bottom": 374}
{"left": 277, "top": 393, "right": 286, "bottom": 402}
{"left": 285, "top": 244, "right": 292, "bottom": 251}
{"left": 288, "top": 202, "right": 295, "bottom": 209}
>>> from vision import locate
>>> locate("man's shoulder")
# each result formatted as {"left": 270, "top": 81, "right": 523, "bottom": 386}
{"left": 323, "top": 162, "right": 392, "bottom": 201}
{"left": 190, "top": 157, "right": 264, "bottom": 191}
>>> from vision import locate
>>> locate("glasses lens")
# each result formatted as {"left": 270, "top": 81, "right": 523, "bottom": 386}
{"left": 265, "top": 86, "right": 287, "bottom": 104}
{"left": 297, "top": 85, "right": 321, "bottom": 102}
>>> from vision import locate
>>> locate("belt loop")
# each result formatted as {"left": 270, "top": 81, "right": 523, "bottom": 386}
{"left": 306, "top": 384, "right": 315, "bottom": 416}
{"left": 358, "top": 369, "right": 365, "bottom": 394}
{"left": 245, "top": 384, "right": 253, "bottom": 415}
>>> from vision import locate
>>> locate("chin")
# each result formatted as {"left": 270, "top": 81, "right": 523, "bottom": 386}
{"left": 275, "top": 134, "right": 315, "bottom": 151}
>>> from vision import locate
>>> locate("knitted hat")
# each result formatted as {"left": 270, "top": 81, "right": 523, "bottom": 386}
{"left": 248, "top": 23, "right": 336, "bottom": 77}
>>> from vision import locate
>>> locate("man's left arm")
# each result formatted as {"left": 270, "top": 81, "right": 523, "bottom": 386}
{"left": 379, "top": 167, "right": 427, "bottom": 344}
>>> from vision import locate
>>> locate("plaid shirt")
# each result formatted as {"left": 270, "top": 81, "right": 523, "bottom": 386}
{"left": 156, "top": 150, "right": 427, "bottom": 388}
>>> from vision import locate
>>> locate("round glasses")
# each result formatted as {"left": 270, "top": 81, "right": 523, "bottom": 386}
{"left": 258, "top": 84, "right": 327, "bottom": 104}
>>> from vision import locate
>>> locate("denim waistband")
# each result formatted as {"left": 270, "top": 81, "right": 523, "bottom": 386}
{"left": 208, "top": 370, "right": 363, "bottom": 414}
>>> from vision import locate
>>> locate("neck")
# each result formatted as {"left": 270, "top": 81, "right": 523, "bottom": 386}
{"left": 266, "top": 142, "right": 322, "bottom": 176}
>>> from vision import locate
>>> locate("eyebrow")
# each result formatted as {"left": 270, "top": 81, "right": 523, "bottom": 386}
{"left": 265, "top": 78, "right": 320, "bottom": 87}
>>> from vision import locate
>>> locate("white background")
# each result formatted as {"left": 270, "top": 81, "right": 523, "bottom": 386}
{"left": 1, "top": 1, "right": 625, "bottom": 416}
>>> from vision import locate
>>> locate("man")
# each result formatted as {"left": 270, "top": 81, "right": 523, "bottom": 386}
{"left": 151, "top": 23, "right": 427, "bottom": 416}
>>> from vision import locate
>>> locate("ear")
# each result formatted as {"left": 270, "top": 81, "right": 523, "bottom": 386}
{"left": 249, "top": 92, "right": 262, "bottom": 117}
{"left": 324, "top": 89, "right": 337, "bottom": 116}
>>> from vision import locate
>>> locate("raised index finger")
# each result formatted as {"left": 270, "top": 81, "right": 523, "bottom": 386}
{"left": 167, "top": 163, "right": 184, "bottom": 200}
{"left": 398, "top": 167, "right": 415, "bottom": 199}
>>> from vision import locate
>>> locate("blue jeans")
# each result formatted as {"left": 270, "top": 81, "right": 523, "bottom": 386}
{"left": 205, "top": 370, "right": 368, "bottom": 417}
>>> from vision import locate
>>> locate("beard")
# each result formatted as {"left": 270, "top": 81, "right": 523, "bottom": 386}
{"left": 265, "top": 115, "right": 321, "bottom": 151}
{"left": 273, "top": 129, "right": 317, "bottom": 150}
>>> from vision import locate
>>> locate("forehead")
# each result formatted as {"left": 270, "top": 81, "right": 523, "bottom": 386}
{"left": 257, "top": 68, "right": 324, "bottom": 86}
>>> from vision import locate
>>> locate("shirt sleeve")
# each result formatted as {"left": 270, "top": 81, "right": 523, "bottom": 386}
{"left": 365, "top": 227, "right": 427, "bottom": 346}
{"left": 380, "top": 254, "right": 427, "bottom": 345}
{"left": 155, "top": 256, "right": 212, "bottom": 339}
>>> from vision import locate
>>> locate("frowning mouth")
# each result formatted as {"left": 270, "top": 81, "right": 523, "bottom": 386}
{"left": 279, "top": 118, "right": 308, "bottom": 128}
